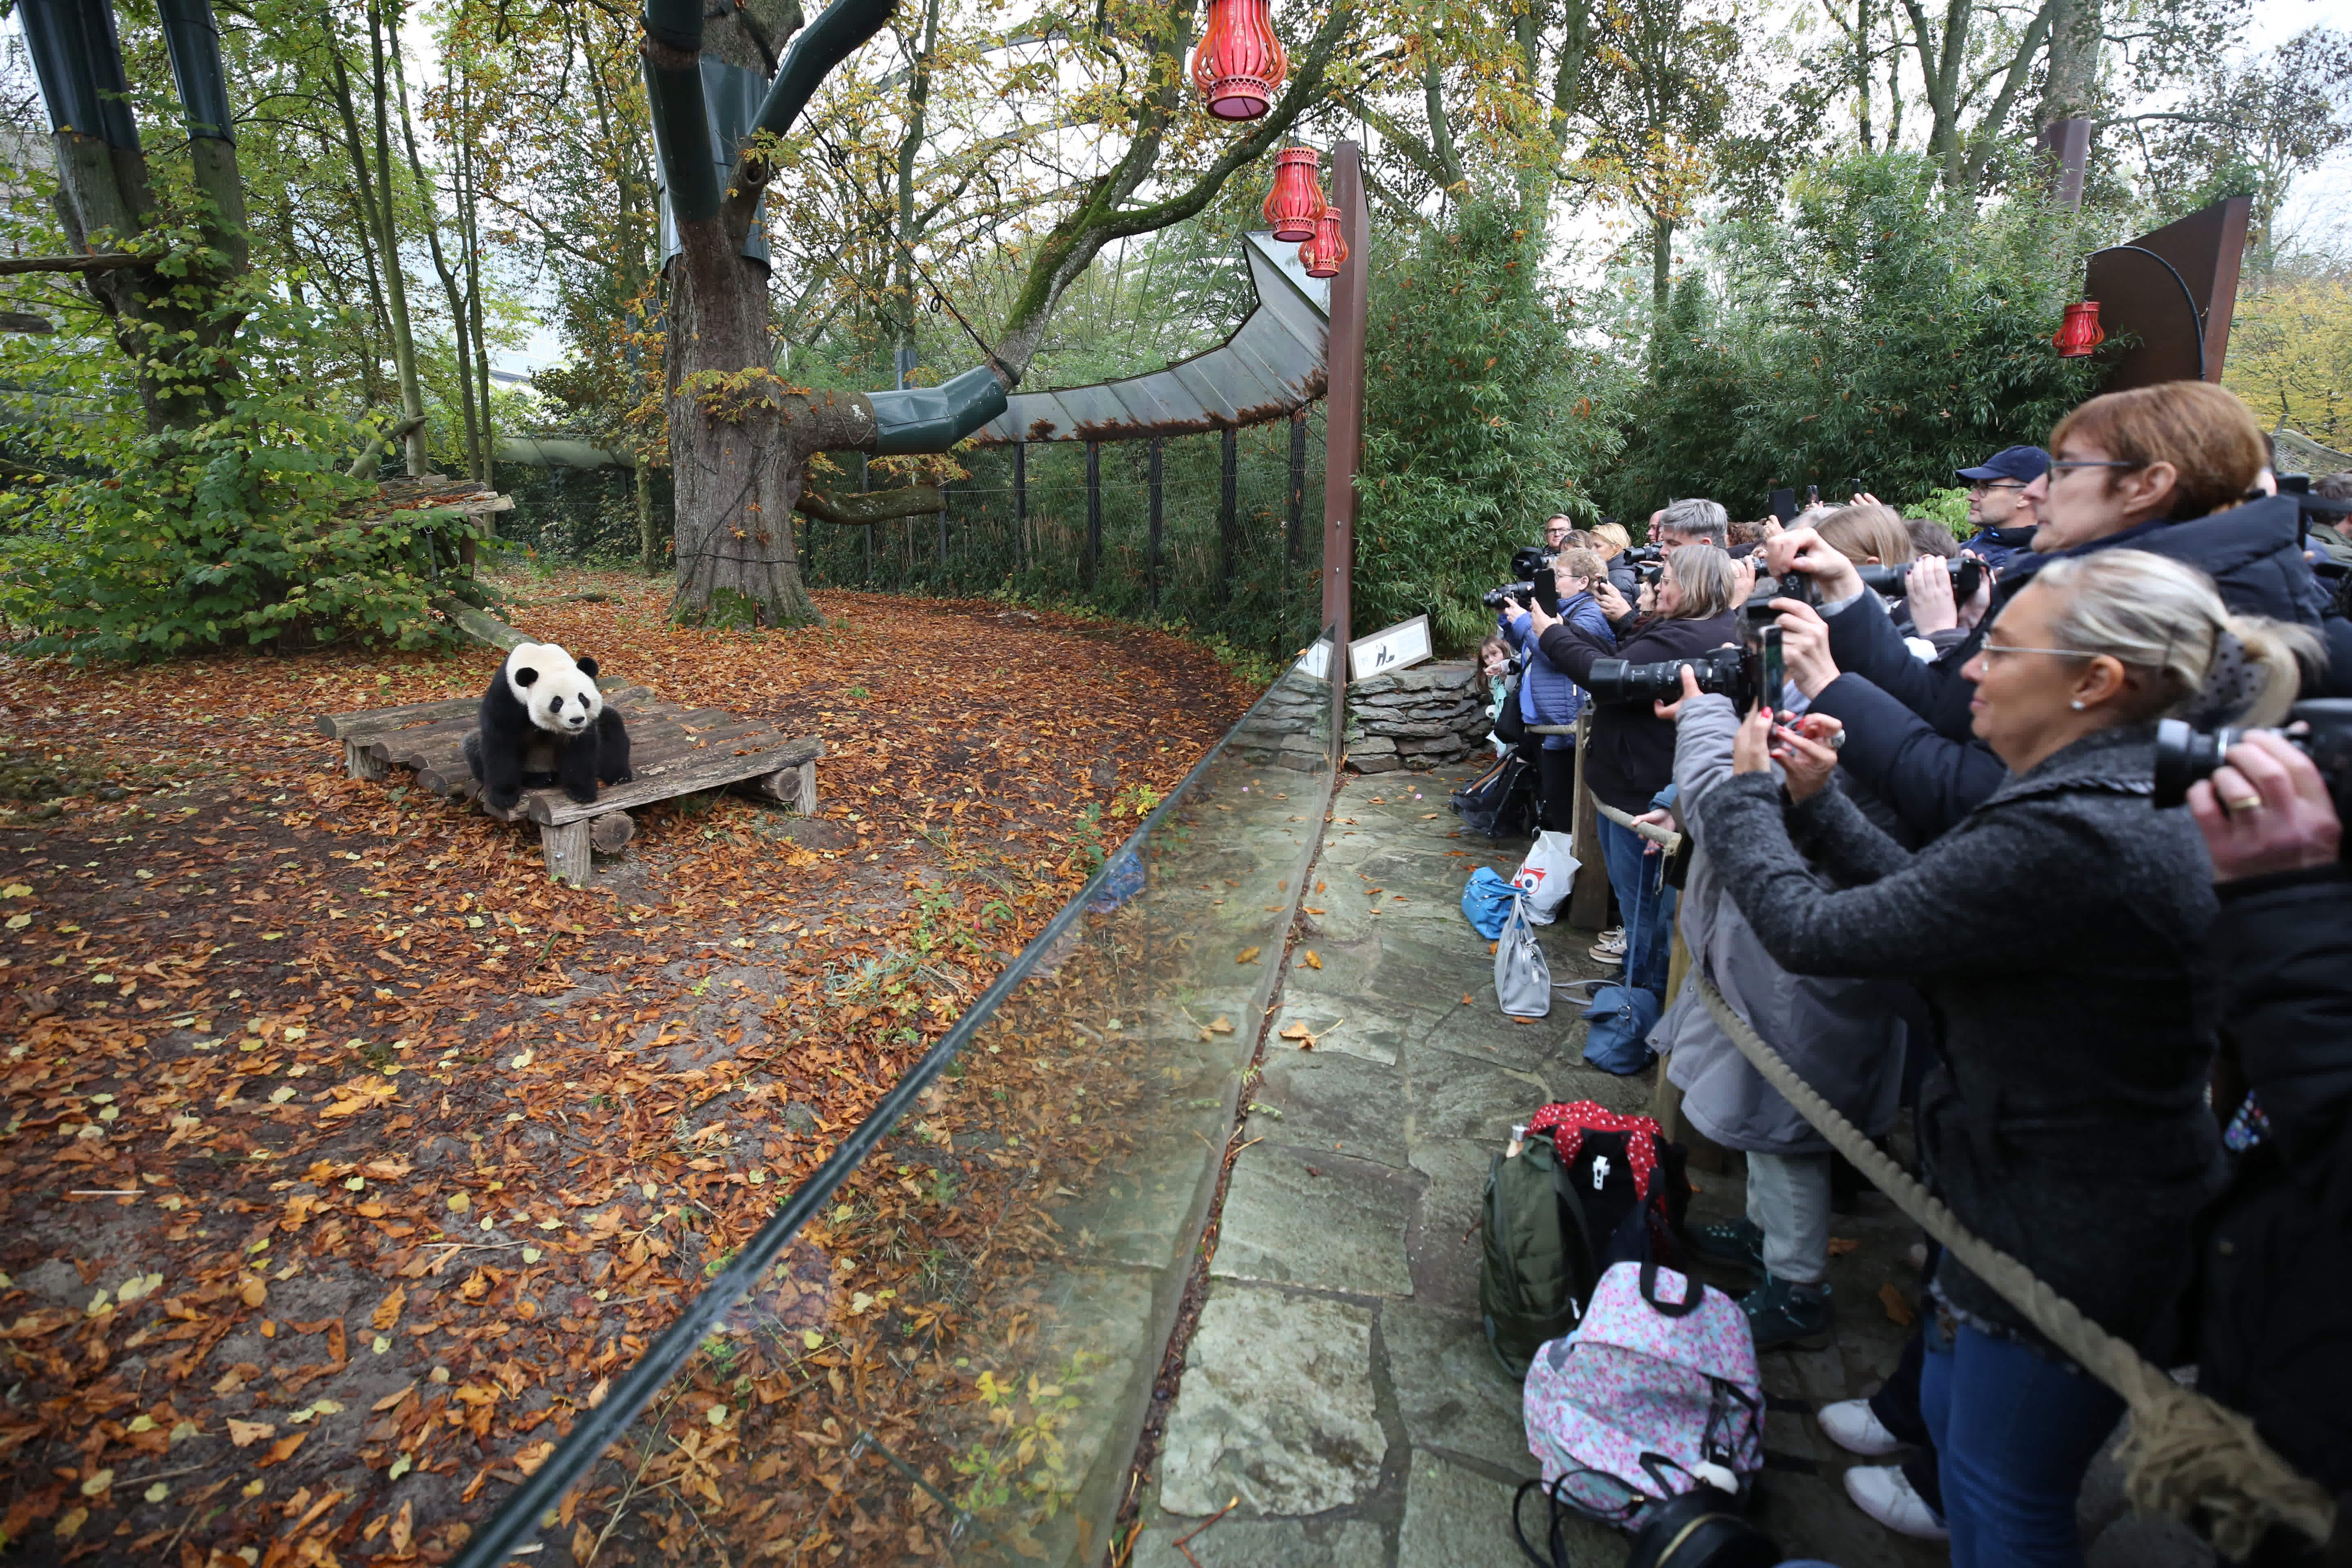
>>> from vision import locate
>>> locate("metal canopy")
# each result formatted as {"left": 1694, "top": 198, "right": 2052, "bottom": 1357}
{"left": 973, "top": 232, "right": 1331, "bottom": 446}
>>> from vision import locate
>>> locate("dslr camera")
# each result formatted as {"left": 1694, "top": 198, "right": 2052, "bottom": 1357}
{"left": 1584, "top": 573, "right": 1820, "bottom": 710}
{"left": 2153, "top": 700, "right": 2352, "bottom": 823}
{"left": 1483, "top": 545, "right": 1563, "bottom": 615}
{"left": 1855, "top": 557, "right": 1986, "bottom": 602}
{"left": 1623, "top": 543, "right": 1666, "bottom": 586}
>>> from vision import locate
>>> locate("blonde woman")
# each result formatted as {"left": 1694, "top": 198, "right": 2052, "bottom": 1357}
{"left": 1695, "top": 550, "right": 2314, "bottom": 1568}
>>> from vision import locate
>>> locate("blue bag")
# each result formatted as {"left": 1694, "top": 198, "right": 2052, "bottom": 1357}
{"left": 1461, "top": 866, "right": 1517, "bottom": 940}
{"left": 1581, "top": 984, "right": 1662, "bottom": 1075}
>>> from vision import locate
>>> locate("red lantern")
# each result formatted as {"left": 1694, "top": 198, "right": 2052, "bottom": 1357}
{"left": 2054, "top": 299, "right": 2105, "bottom": 358}
{"left": 1300, "top": 203, "right": 1346, "bottom": 279}
{"left": 1263, "top": 146, "right": 1322, "bottom": 242}
{"left": 1192, "top": 0, "right": 1288, "bottom": 120}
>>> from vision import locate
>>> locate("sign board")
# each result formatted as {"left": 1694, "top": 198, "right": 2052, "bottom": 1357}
{"left": 1298, "top": 640, "right": 1332, "bottom": 680}
{"left": 1348, "top": 615, "right": 1432, "bottom": 682}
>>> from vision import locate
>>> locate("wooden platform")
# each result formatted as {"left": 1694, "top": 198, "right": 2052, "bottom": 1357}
{"left": 314, "top": 683, "right": 822, "bottom": 887}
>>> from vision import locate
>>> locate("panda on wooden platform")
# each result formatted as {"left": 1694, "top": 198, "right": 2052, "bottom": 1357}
{"left": 463, "top": 641, "right": 633, "bottom": 813}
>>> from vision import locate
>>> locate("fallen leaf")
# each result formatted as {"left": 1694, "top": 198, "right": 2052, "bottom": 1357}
{"left": 1461, "top": 993, "right": 1474, "bottom": 1006}
{"left": 390, "top": 1500, "right": 414, "bottom": 1554}
{"left": 53, "top": 1506, "right": 86, "bottom": 1540}
{"left": 227, "top": 1419, "right": 276, "bottom": 1448}
{"left": 1826, "top": 1237, "right": 1861, "bottom": 1258}
{"left": 514, "top": 1440, "right": 556, "bottom": 1476}
{"left": 1879, "top": 1283, "right": 1916, "bottom": 1327}
{"left": 1278, "top": 1022, "right": 1312, "bottom": 1041}
{"left": 78, "top": 1468, "right": 111, "bottom": 1497}
{"left": 1301, "top": 951, "right": 1322, "bottom": 969}
{"left": 238, "top": 1277, "right": 266, "bottom": 1308}
{"left": 259, "top": 1431, "right": 307, "bottom": 1466}
{"left": 1206, "top": 1016, "right": 1234, "bottom": 1034}
{"left": 1234, "top": 947, "right": 1260, "bottom": 964}
{"left": 370, "top": 1285, "right": 405, "bottom": 1332}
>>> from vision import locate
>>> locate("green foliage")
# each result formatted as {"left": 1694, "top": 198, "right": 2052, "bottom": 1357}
{"left": 1356, "top": 204, "right": 1626, "bottom": 652}
{"left": 0, "top": 290, "right": 479, "bottom": 661}
{"left": 1913, "top": 486, "right": 1973, "bottom": 535}
{"left": 1605, "top": 153, "right": 2100, "bottom": 521}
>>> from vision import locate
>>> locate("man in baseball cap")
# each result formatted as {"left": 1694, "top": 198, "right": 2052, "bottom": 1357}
{"left": 1953, "top": 445, "right": 2048, "bottom": 570}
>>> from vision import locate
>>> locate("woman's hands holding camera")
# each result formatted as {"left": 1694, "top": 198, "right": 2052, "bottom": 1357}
{"left": 1653, "top": 663, "right": 1704, "bottom": 721}
{"left": 1764, "top": 525, "right": 1865, "bottom": 605}
{"left": 2187, "top": 731, "right": 2342, "bottom": 881}
{"left": 1773, "top": 598, "right": 1842, "bottom": 698}
{"left": 1906, "top": 556, "right": 1960, "bottom": 635}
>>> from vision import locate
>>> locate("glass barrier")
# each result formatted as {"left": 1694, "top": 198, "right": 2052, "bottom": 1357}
{"left": 457, "top": 628, "right": 1340, "bottom": 1567}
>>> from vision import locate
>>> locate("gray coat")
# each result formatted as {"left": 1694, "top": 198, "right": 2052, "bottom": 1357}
{"left": 1654, "top": 694, "right": 1908, "bottom": 1155}
{"left": 1693, "top": 725, "right": 2224, "bottom": 1354}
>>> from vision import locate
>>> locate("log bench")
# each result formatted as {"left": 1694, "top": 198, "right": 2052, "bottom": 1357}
{"left": 314, "top": 683, "right": 823, "bottom": 887}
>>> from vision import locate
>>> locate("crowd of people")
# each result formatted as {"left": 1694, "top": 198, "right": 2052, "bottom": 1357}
{"left": 1476, "top": 380, "right": 2352, "bottom": 1568}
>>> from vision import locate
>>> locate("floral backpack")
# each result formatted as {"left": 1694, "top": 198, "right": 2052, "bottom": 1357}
{"left": 1519, "top": 1260, "right": 1764, "bottom": 1532}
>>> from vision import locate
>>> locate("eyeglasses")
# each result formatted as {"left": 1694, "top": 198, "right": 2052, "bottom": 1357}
{"left": 1967, "top": 479, "right": 2025, "bottom": 493}
{"left": 1977, "top": 642, "right": 2100, "bottom": 663}
{"left": 2048, "top": 459, "right": 2139, "bottom": 477}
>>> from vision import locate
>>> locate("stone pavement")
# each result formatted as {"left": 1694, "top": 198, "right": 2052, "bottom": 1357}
{"left": 1116, "top": 759, "right": 1958, "bottom": 1568}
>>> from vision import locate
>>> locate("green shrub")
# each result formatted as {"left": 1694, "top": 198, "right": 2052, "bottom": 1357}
{"left": 1357, "top": 203, "right": 1626, "bottom": 652}
{"left": 1606, "top": 152, "right": 2100, "bottom": 520}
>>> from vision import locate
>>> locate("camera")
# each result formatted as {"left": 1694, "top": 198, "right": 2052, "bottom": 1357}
{"left": 1486, "top": 546, "right": 1563, "bottom": 615}
{"left": 1855, "top": 557, "right": 1985, "bottom": 602}
{"left": 1585, "top": 580, "right": 1801, "bottom": 711}
{"left": 2153, "top": 700, "right": 2352, "bottom": 817}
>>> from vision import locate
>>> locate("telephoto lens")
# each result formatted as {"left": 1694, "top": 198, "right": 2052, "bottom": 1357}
{"left": 1586, "top": 648, "right": 1746, "bottom": 707}
{"left": 1854, "top": 557, "right": 1984, "bottom": 601}
{"left": 2152, "top": 699, "right": 2352, "bottom": 814}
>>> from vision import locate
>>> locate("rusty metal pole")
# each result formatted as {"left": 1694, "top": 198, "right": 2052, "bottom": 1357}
{"left": 1321, "top": 141, "right": 1370, "bottom": 750}
{"left": 1084, "top": 440, "right": 1102, "bottom": 591}
{"left": 1149, "top": 437, "right": 1164, "bottom": 612}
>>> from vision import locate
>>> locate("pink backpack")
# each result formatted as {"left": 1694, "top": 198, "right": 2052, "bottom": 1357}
{"left": 1519, "top": 1260, "right": 1764, "bottom": 1529}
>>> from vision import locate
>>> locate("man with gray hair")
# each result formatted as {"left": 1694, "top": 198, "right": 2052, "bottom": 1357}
{"left": 1653, "top": 498, "right": 1729, "bottom": 551}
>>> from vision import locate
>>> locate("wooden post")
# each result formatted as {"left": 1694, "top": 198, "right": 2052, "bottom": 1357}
{"left": 937, "top": 482, "right": 949, "bottom": 574}
{"left": 1149, "top": 437, "right": 1164, "bottom": 611}
{"left": 1220, "top": 425, "right": 1239, "bottom": 599}
{"left": 541, "top": 822, "right": 592, "bottom": 887}
{"left": 1013, "top": 442, "right": 1027, "bottom": 572}
{"left": 1567, "top": 710, "right": 1610, "bottom": 929}
{"left": 345, "top": 740, "right": 390, "bottom": 781}
{"left": 1321, "top": 141, "right": 1370, "bottom": 739}
{"left": 1083, "top": 440, "right": 1102, "bottom": 590}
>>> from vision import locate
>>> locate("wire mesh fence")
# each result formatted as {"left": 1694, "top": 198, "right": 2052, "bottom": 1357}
{"left": 497, "top": 462, "right": 666, "bottom": 569}
{"left": 801, "top": 410, "right": 1328, "bottom": 662}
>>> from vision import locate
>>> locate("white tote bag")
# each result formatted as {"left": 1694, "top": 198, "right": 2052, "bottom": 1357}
{"left": 1511, "top": 830, "right": 1580, "bottom": 926}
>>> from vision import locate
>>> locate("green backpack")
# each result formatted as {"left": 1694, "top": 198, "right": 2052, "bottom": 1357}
{"left": 1481, "top": 1111, "right": 1690, "bottom": 1380}
{"left": 1480, "top": 1132, "right": 1599, "bottom": 1380}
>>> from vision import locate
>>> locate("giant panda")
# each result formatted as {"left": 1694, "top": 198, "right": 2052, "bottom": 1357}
{"left": 463, "top": 641, "right": 633, "bottom": 813}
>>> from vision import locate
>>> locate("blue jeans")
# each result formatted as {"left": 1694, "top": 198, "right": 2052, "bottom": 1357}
{"left": 1920, "top": 1320, "right": 2124, "bottom": 1568}
{"left": 1597, "top": 815, "right": 1675, "bottom": 998}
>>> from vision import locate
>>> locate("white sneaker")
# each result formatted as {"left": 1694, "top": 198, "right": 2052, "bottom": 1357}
{"left": 1588, "top": 929, "right": 1628, "bottom": 962}
{"left": 1817, "top": 1398, "right": 1905, "bottom": 1457}
{"left": 1843, "top": 1464, "right": 1949, "bottom": 1541}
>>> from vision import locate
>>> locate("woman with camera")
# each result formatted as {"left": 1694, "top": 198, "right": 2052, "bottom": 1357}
{"left": 1526, "top": 544, "right": 1743, "bottom": 1002}
{"left": 1497, "top": 548, "right": 1617, "bottom": 830}
{"left": 1690, "top": 549, "right": 2313, "bottom": 1568}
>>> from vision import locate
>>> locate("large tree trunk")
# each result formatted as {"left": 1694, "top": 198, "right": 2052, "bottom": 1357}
{"left": 663, "top": 227, "right": 824, "bottom": 628}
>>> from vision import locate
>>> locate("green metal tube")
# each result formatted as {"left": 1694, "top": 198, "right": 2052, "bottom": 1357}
{"left": 748, "top": 0, "right": 897, "bottom": 143}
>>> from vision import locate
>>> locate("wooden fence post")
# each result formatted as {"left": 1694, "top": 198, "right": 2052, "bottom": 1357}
{"left": 1568, "top": 710, "right": 1610, "bottom": 929}
{"left": 1149, "top": 437, "right": 1164, "bottom": 611}
{"left": 1084, "top": 440, "right": 1102, "bottom": 590}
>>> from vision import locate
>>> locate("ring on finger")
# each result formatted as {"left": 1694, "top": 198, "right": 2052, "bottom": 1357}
{"left": 2224, "top": 794, "right": 2263, "bottom": 814}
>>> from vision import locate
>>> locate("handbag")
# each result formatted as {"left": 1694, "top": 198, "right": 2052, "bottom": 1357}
{"left": 1493, "top": 673, "right": 1528, "bottom": 746}
{"left": 1495, "top": 892, "right": 1552, "bottom": 1019}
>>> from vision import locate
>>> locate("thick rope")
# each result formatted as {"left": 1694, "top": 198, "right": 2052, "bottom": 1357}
{"left": 1692, "top": 971, "right": 2337, "bottom": 1560}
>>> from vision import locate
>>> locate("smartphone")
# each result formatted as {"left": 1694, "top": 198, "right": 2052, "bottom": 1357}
{"left": 1769, "top": 487, "right": 1797, "bottom": 523}
{"left": 1760, "top": 624, "right": 1785, "bottom": 702}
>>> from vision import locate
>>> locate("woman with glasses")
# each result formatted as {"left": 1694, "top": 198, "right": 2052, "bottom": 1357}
{"left": 1757, "top": 381, "right": 2335, "bottom": 842}
{"left": 1693, "top": 550, "right": 2315, "bottom": 1568}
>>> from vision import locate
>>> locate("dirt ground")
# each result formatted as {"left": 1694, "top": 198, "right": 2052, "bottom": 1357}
{"left": 0, "top": 575, "right": 1256, "bottom": 1566}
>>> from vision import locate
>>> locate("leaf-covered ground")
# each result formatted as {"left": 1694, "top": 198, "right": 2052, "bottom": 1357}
{"left": 0, "top": 575, "right": 1256, "bottom": 1565}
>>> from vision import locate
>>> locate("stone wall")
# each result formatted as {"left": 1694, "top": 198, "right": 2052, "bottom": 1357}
{"left": 1344, "top": 661, "right": 1490, "bottom": 773}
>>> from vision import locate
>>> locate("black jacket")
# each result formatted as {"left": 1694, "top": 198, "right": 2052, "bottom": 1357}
{"left": 1695, "top": 726, "right": 2224, "bottom": 1354}
{"left": 2198, "top": 865, "right": 2352, "bottom": 1494}
{"left": 1538, "top": 609, "right": 1738, "bottom": 813}
{"left": 1818, "top": 494, "right": 2337, "bottom": 837}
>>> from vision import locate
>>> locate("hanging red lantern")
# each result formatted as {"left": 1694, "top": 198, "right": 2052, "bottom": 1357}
{"left": 1300, "top": 203, "right": 1346, "bottom": 279}
{"left": 2054, "top": 299, "right": 2105, "bottom": 358}
{"left": 1191, "top": 0, "right": 1288, "bottom": 120}
{"left": 1262, "top": 146, "right": 1322, "bottom": 241}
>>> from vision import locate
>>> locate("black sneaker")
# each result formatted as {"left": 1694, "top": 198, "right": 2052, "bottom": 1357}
{"left": 1681, "top": 1217, "right": 1765, "bottom": 1275}
{"left": 1743, "top": 1275, "right": 1833, "bottom": 1352}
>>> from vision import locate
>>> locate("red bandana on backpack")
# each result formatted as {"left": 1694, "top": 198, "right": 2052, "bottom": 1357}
{"left": 1527, "top": 1102, "right": 1664, "bottom": 1201}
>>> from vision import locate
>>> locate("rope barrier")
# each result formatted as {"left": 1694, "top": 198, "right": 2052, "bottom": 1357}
{"left": 1690, "top": 971, "right": 2338, "bottom": 1560}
